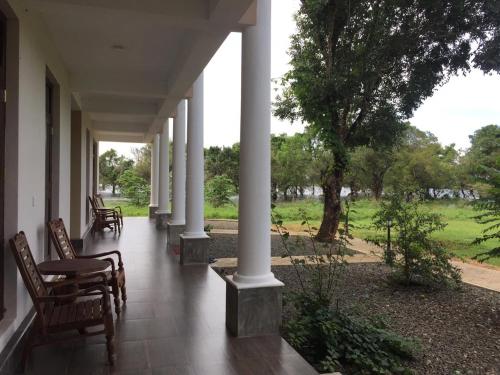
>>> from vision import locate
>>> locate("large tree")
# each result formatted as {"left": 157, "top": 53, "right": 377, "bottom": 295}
{"left": 346, "top": 145, "right": 398, "bottom": 200}
{"left": 205, "top": 144, "right": 240, "bottom": 191}
{"left": 132, "top": 144, "right": 152, "bottom": 182}
{"left": 271, "top": 133, "right": 312, "bottom": 199}
{"left": 385, "top": 126, "right": 458, "bottom": 198}
{"left": 99, "top": 149, "right": 134, "bottom": 195}
{"left": 468, "top": 125, "right": 500, "bottom": 260}
{"left": 275, "top": 0, "right": 500, "bottom": 241}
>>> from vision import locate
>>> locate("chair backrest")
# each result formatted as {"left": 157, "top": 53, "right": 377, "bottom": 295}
{"left": 47, "top": 218, "right": 77, "bottom": 260}
{"left": 94, "top": 194, "right": 105, "bottom": 209}
{"left": 88, "top": 196, "right": 98, "bottom": 212}
{"left": 9, "top": 232, "right": 49, "bottom": 304}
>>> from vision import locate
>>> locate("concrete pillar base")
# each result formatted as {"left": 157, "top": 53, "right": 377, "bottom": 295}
{"left": 167, "top": 223, "right": 185, "bottom": 246}
{"left": 148, "top": 205, "right": 158, "bottom": 219}
{"left": 155, "top": 212, "right": 171, "bottom": 229}
{"left": 225, "top": 276, "right": 284, "bottom": 337}
{"left": 180, "top": 235, "right": 210, "bottom": 265}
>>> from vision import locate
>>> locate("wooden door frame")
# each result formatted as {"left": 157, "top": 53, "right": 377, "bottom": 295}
{"left": 45, "top": 80, "right": 53, "bottom": 259}
{"left": 45, "top": 70, "right": 60, "bottom": 260}
{"left": 0, "top": 10, "right": 6, "bottom": 319}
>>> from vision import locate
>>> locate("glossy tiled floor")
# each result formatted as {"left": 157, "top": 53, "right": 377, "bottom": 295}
{"left": 24, "top": 218, "right": 317, "bottom": 374}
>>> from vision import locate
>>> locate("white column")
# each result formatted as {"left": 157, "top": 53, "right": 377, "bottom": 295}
{"left": 150, "top": 134, "right": 160, "bottom": 206}
{"left": 171, "top": 100, "right": 187, "bottom": 225}
{"left": 157, "top": 120, "right": 170, "bottom": 214}
{"left": 95, "top": 142, "right": 100, "bottom": 192}
{"left": 233, "top": 0, "right": 278, "bottom": 285}
{"left": 184, "top": 73, "right": 207, "bottom": 237}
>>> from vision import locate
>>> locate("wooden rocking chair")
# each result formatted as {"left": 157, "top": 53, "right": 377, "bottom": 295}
{"left": 89, "top": 196, "right": 121, "bottom": 234}
{"left": 94, "top": 194, "right": 123, "bottom": 227}
{"left": 48, "top": 218, "right": 127, "bottom": 314}
{"left": 9, "top": 232, "right": 116, "bottom": 367}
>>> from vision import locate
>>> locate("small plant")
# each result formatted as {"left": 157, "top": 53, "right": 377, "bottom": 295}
{"left": 471, "top": 162, "right": 500, "bottom": 262}
{"left": 205, "top": 175, "right": 235, "bottom": 208}
{"left": 273, "top": 206, "right": 418, "bottom": 374}
{"left": 371, "top": 193, "right": 461, "bottom": 287}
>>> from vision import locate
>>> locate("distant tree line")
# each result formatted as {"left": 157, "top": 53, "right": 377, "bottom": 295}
{"left": 204, "top": 124, "right": 499, "bottom": 205}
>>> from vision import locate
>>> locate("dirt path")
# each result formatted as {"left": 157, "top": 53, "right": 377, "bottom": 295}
{"left": 209, "top": 228, "right": 500, "bottom": 293}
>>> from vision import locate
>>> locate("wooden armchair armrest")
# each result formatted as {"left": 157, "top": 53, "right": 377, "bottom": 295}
{"left": 77, "top": 251, "right": 123, "bottom": 268}
{"left": 95, "top": 209, "right": 118, "bottom": 217}
{"left": 74, "top": 256, "right": 116, "bottom": 273}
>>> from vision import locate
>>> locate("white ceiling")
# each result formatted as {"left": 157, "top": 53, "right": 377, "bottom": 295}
{"left": 28, "top": 0, "right": 255, "bottom": 142}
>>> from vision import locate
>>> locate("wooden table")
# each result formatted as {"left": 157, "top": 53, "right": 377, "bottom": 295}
{"left": 38, "top": 258, "right": 109, "bottom": 277}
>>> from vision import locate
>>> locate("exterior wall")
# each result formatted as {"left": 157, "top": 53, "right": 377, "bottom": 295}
{"left": 0, "top": 0, "right": 72, "bottom": 351}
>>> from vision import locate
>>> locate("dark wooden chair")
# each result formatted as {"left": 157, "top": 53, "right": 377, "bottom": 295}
{"left": 9, "top": 232, "right": 115, "bottom": 367}
{"left": 94, "top": 194, "right": 123, "bottom": 227}
{"left": 89, "top": 196, "right": 121, "bottom": 234}
{"left": 48, "top": 218, "right": 127, "bottom": 314}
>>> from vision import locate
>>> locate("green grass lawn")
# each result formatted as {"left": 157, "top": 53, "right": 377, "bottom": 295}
{"left": 106, "top": 197, "right": 499, "bottom": 266}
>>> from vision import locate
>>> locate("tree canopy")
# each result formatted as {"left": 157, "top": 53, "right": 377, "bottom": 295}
{"left": 99, "top": 149, "right": 134, "bottom": 195}
{"left": 275, "top": 0, "right": 500, "bottom": 240}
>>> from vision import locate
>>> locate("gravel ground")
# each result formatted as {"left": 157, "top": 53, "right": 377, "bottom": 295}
{"left": 210, "top": 234, "right": 500, "bottom": 375}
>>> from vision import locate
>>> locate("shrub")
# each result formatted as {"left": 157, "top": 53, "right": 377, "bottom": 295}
{"left": 117, "top": 169, "right": 150, "bottom": 206}
{"left": 205, "top": 175, "right": 235, "bottom": 207}
{"left": 471, "top": 162, "right": 500, "bottom": 261}
{"left": 273, "top": 207, "right": 418, "bottom": 374}
{"left": 286, "top": 302, "right": 419, "bottom": 375}
{"left": 371, "top": 194, "right": 461, "bottom": 287}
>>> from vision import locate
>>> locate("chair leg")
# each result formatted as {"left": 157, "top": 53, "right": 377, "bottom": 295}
{"left": 112, "top": 283, "right": 121, "bottom": 315}
{"left": 104, "top": 306, "right": 115, "bottom": 365}
{"left": 106, "top": 334, "right": 115, "bottom": 366}
{"left": 120, "top": 283, "right": 127, "bottom": 303}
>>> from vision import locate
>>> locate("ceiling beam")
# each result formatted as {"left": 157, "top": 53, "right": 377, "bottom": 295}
{"left": 82, "top": 96, "right": 159, "bottom": 116}
{"left": 31, "top": 0, "right": 253, "bottom": 33}
{"left": 71, "top": 73, "right": 169, "bottom": 98}
{"left": 92, "top": 121, "right": 150, "bottom": 134}
{"left": 94, "top": 131, "right": 146, "bottom": 143}
{"left": 33, "top": 0, "right": 206, "bottom": 18}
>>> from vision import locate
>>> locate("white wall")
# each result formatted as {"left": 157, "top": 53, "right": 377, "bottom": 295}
{"left": 0, "top": 0, "right": 72, "bottom": 350}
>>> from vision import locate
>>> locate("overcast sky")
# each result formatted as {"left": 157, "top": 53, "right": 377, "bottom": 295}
{"left": 101, "top": 0, "right": 500, "bottom": 157}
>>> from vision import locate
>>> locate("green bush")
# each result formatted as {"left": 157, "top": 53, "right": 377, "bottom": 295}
{"left": 273, "top": 208, "right": 418, "bottom": 374}
{"left": 117, "top": 169, "right": 150, "bottom": 206}
{"left": 205, "top": 175, "right": 235, "bottom": 207}
{"left": 285, "top": 300, "right": 419, "bottom": 375}
{"left": 371, "top": 194, "right": 461, "bottom": 287}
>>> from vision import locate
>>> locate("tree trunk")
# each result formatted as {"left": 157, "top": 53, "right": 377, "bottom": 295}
{"left": 271, "top": 182, "right": 278, "bottom": 201}
{"left": 316, "top": 169, "right": 343, "bottom": 242}
{"left": 112, "top": 184, "right": 116, "bottom": 196}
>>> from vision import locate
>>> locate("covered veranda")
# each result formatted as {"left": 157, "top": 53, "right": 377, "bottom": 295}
{"left": 22, "top": 218, "right": 317, "bottom": 374}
